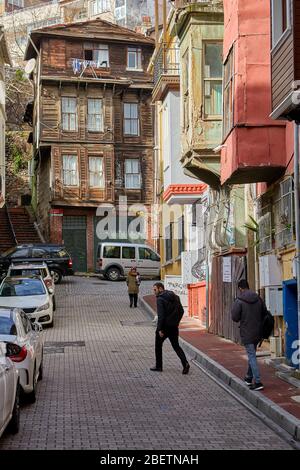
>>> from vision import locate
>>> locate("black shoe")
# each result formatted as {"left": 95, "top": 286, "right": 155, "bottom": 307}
{"left": 244, "top": 377, "right": 253, "bottom": 386}
{"left": 150, "top": 367, "right": 162, "bottom": 372}
{"left": 182, "top": 363, "right": 190, "bottom": 375}
{"left": 250, "top": 382, "right": 264, "bottom": 391}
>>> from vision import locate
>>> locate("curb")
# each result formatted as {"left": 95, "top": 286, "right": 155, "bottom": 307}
{"left": 141, "top": 296, "right": 300, "bottom": 442}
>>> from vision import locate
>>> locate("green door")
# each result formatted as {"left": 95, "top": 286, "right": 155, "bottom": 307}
{"left": 63, "top": 216, "right": 87, "bottom": 273}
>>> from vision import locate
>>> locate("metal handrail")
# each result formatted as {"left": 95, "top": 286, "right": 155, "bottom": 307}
{"left": 5, "top": 205, "right": 18, "bottom": 246}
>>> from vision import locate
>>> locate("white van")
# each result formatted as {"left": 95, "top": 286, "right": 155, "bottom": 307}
{"left": 96, "top": 242, "right": 161, "bottom": 281}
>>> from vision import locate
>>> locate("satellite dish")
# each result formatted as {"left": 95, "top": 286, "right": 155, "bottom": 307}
{"left": 25, "top": 58, "right": 36, "bottom": 75}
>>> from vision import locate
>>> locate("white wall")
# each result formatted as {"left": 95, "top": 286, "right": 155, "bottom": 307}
{"left": 0, "top": 56, "right": 5, "bottom": 206}
{"left": 162, "top": 90, "right": 196, "bottom": 189}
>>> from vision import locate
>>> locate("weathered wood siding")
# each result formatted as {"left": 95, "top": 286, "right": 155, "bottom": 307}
{"left": 294, "top": 0, "right": 300, "bottom": 81}
{"left": 37, "top": 151, "right": 51, "bottom": 240}
{"left": 209, "top": 255, "right": 246, "bottom": 344}
{"left": 41, "top": 38, "right": 153, "bottom": 81}
{"left": 50, "top": 144, "right": 114, "bottom": 204}
{"left": 271, "top": 32, "right": 294, "bottom": 111}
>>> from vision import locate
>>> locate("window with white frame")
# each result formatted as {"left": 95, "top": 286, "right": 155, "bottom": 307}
{"left": 89, "top": 157, "right": 104, "bottom": 188}
{"left": 124, "top": 103, "right": 139, "bottom": 136}
{"left": 63, "top": 155, "right": 78, "bottom": 186}
{"left": 271, "top": 0, "right": 291, "bottom": 48}
{"left": 125, "top": 159, "right": 141, "bottom": 189}
{"left": 84, "top": 43, "right": 109, "bottom": 68}
{"left": 87, "top": 99, "right": 103, "bottom": 132}
{"left": 127, "top": 47, "right": 142, "bottom": 70}
{"left": 61, "top": 97, "right": 78, "bottom": 131}
{"left": 91, "top": 0, "right": 111, "bottom": 16}
{"left": 204, "top": 42, "right": 223, "bottom": 117}
{"left": 223, "top": 47, "right": 234, "bottom": 138}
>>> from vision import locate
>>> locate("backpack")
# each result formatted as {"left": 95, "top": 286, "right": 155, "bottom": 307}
{"left": 261, "top": 309, "right": 274, "bottom": 340}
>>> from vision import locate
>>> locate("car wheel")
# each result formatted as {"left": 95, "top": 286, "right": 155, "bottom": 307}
{"left": 7, "top": 382, "right": 20, "bottom": 434}
{"left": 51, "top": 270, "right": 62, "bottom": 284}
{"left": 106, "top": 267, "right": 121, "bottom": 281}
{"left": 27, "top": 364, "right": 37, "bottom": 404}
{"left": 48, "top": 318, "right": 54, "bottom": 328}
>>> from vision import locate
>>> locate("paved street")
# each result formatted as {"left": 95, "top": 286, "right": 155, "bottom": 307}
{"left": 0, "top": 276, "right": 294, "bottom": 450}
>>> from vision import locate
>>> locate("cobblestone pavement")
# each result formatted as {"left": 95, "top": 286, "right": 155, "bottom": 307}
{"left": 0, "top": 277, "right": 294, "bottom": 450}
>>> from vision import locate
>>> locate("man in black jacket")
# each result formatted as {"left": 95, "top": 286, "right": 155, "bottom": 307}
{"left": 150, "top": 282, "right": 190, "bottom": 374}
{"left": 232, "top": 279, "right": 267, "bottom": 391}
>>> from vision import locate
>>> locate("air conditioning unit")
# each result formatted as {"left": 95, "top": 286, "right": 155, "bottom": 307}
{"left": 259, "top": 255, "right": 282, "bottom": 287}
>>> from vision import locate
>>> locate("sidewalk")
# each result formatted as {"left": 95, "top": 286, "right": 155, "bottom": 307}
{"left": 141, "top": 294, "right": 300, "bottom": 441}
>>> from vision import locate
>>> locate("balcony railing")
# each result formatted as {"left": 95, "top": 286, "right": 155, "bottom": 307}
{"left": 153, "top": 45, "right": 180, "bottom": 87}
{"left": 170, "top": 0, "right": 218, "bottom": 7}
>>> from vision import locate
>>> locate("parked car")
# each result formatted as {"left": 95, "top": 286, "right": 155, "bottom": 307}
{"left": 0, "top": 244, "right": 73, "bottom": 284}
{"left": 7, "top": 262, "right": 56, "bottom": 311}
{"left": 96, "top": 242, "right": 161, "bottom": 281}
{"left": 0, "top": 277, "right": 54, "bottom": 327}
{"left": 0, "top": 341, "right": 20, "bottom": 437}
{"left": 0, "top": 308, "right": 43, "bottom": 403}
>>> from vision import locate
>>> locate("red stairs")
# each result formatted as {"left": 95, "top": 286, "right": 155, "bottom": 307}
{"left": 7, "top": 207, "right": 41, "bottom": 245}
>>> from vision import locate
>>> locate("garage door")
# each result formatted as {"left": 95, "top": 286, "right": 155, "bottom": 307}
{"left": 63, "top": 216, "right": 87, "bottom": 273}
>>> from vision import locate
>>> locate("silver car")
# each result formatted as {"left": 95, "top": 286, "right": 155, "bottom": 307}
{"left": 0, "top": 341, "right": 20, "bottom": 437}
{"left": 0, "top": 308, "right": 43, "bottom": 403}
{"left": 96, "top": 242, "right": 161, "bottom": 281}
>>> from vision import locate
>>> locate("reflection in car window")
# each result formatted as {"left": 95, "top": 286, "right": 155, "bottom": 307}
{"left": 0, "top": 279, "right": 46, "bottom": 297}
{"left": 122, "top": 247, "right": 136, "bottom": 259}
{"left": 103, "top": 246, "right": 121, "bottom": 258}
{"left": 51, "top": 249, "right": 68, "bottom": 258}
{"left": 139, "top": 248, "right": 160, "bottom": 261}
{"left": 10, "top": 269, "right": 41, "bottom": 277}
{"left": 11, "top": 249, "right": 29, "bottom": 258}
{"left": 20, "top": 313, "right": 31, "bottom": 334}
{"left": 32, "top": 249, "right": 47, "bottom": 258}
{"left": 0, "top": 317, "right": 17, "bottom": 335}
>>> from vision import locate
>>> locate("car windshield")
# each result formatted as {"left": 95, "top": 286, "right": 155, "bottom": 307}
{"left": 0, "top": 279, "right": 46, "bottom": 297}
{"left": 10, "top": 269, "right": 42, "bottom": 277}
{"left": 0, "top": 316, "right": 17, "bottom": 335}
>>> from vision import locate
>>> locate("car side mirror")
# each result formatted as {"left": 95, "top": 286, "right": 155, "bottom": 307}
{"left": 33, "top": 322, "right": 43, "bottom": 332}
{"left": 48, "top": 287, "right": 54, "bottom": 295}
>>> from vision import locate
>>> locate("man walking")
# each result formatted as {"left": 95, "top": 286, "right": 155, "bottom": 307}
{"left": 150, "top": 282, "right": 190, "bottom": 374}
{"left": 231, "top": 279, "right": 267, "bottom": 391}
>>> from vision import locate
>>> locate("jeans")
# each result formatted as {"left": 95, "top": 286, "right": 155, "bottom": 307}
{"left": 245, "top": 343, "right": 261, "bottom": 383}
{"left": 129, "top": 293, "right": 138, "bottom": 307}
{"left": 155, "top": 327, "right": 188, "bottom": 369}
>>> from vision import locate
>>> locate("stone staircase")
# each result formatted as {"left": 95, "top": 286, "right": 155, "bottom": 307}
{"left": 0, "top": 206, "right": 42, "bottom": 254}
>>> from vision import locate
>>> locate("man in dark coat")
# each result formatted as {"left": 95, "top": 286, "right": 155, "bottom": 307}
{"left": 150, "top": 282, "right": 190, "bottom": 374}
{"left": 231, "top": 279, "right": 267, "bottom": 391}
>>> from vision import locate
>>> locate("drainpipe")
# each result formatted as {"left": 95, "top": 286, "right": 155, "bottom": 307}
{"left": 294, "top": 123, "right": 300, "bottom": 370}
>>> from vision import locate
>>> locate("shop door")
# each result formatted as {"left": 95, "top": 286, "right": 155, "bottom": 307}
{"left": 63, "top": 216, "right": 87, "bottom": 273}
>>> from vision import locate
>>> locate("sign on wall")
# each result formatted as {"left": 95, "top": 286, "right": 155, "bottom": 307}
{"left": 222, "top": 257, "right": 232, "bottom": 283}
{"left": 164, "top": 275, "right": 188, "bottom": 310}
